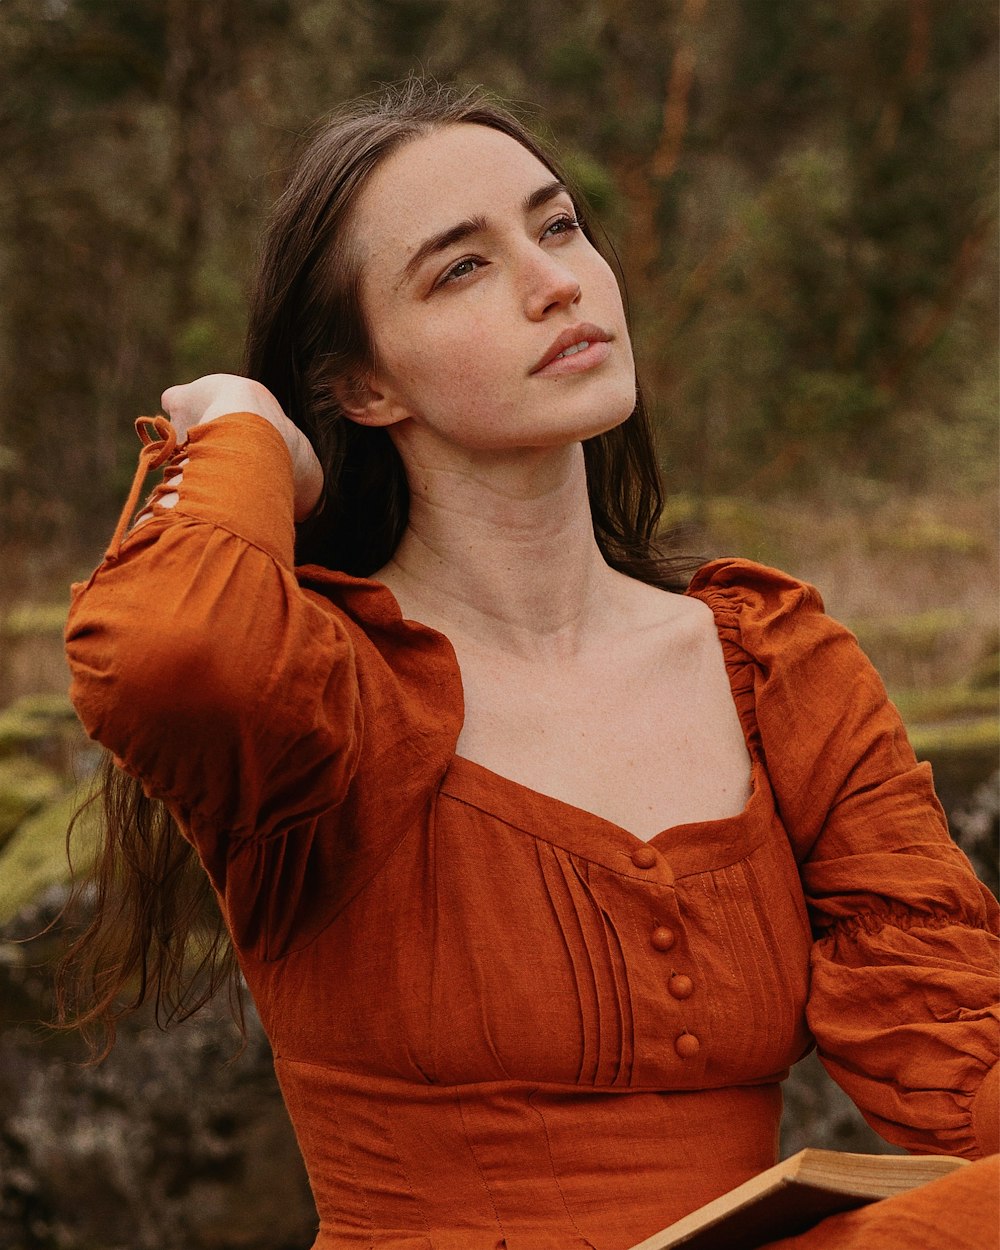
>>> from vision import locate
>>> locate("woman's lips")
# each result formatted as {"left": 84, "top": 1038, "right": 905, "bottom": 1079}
{"left": 531, "top": 339, "right": 612, "bottom": 377}
{"left": 530, "top": 322, "right": 613, "bottom": 376}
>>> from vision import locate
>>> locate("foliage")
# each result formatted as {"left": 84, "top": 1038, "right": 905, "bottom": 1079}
{"left": 0, "top": 756, "right": 63, "bottom": 845}
{"left": 0, "top": 0, "right": 996, "bottom": 556}
{"left": 0, "top": 788, "right": 96, "bottom": 923}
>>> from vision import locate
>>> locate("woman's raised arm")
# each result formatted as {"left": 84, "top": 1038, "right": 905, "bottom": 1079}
{"left": 65, "top": 384, "right": 362, "bottom": 899}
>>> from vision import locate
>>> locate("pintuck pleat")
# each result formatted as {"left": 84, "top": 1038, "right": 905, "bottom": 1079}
{"left": 536, "top": 844, "right": 601, "bottom": 1083}
{"left": 563, "top": 852, "right": 621, "bottom": 1086}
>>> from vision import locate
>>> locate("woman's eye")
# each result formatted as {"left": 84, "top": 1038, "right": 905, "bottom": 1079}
{"left": 434, "top": 216, "right": 581, "bottom": 289}
{"left": 542, "top": 214, "right": 582, "bottom": 239}
{"left": 438, "top": 256, "right": 483, "bottom": 286}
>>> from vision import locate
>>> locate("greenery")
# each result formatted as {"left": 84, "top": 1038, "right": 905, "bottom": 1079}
{"left": 0, "top": 756, "right": 63, "bottom": 844}
{"left": 0, "top": 0, "right": 996, "bottom": 568}
{"left": 0, "top": 789, "right": 97, "bottom": 925}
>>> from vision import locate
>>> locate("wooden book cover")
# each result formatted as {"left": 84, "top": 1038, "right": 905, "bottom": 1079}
{"left": 627, "top": 1149, "right": 968, "bottom": 1250}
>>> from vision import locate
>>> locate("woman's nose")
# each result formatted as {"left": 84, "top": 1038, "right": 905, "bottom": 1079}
{"left": 523, "top": 252, "right": 582, "bottom": 319}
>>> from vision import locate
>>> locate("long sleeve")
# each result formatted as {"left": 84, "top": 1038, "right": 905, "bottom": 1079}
{"left": 689, "top": 559, "right": 1000, "bottom": 1159}
{"left": 65, "top": 411, "right": 364, "bottom": 901}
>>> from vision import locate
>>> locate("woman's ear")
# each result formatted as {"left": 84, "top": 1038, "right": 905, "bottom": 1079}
{"left": 335, "top": 373, "right": 408, "bottom": 428}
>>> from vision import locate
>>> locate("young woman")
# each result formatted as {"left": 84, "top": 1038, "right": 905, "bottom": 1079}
{"left": 64, "top": 80, "right": 998, "bottom": 1249}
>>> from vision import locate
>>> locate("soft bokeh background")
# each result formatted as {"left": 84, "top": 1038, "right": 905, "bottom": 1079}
{"left": 0, "top": 2, "right": 996, "bottom": 1247}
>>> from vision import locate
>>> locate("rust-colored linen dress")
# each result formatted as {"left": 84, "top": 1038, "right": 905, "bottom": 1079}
{"left": 66, "top": 413, "right": 1000, "bottom": 1250}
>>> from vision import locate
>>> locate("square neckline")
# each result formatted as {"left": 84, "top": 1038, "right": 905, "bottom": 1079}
{"left": 337, "top": 569, "right": 767, "bottom": 857}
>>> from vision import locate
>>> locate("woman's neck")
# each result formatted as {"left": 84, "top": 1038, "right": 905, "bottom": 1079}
{"left": 376, "top": 440, "right": 622, "bottom": 659}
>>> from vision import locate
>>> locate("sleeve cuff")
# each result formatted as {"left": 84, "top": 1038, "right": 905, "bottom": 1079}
{"left": 157, "top": 411, "right": 298, "bottom": 568}
{"left": 971, "top": 1061, "right": 1000, "bottom": 1157}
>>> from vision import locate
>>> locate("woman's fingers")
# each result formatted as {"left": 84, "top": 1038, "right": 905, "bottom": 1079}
{"left": 161, "top": 374, "right": 280, "bottom": 435}
{"left": 159, "top": 374, "right": 325, "bottom": 521}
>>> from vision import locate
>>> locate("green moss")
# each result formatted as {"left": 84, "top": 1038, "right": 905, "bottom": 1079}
{"left": 546, "top": 42, "right": 606, "bottom": 91}
{"left": 848, "top": 609, "right": 970, "bottom": 654}
{"left": 0, "top": 789, "right": 97, "bottom": 926}
{"left": 910, "top": 718, "right": 1000, "bottom": 815}
{"left": 0, "top": 756, "right": 63, "bottom": 843}
{"left": 661, "top": 494, "right": 797, "bottom": 567}
{"left": 892, "top": 685, "right": 999, "bottom": 726}
{"left": 907, "top": 716, "right": 999, "bottom": 758}
{"left": 968, "top": 644, "right": 999, "bottom": 693}
{"left": 0, "top": 694, "right": 77, "bottom": 757}
{"left": 879, "top": 519, "right": 985, "bottom": 557}
{"left": 1, "top": 603, "right": 69, "bottom": 637}
{"left": 9, "top": 693, "right": 76, "bottom": 719}
{"left": 559, "top": 149, "right": 619, "bottom": 217}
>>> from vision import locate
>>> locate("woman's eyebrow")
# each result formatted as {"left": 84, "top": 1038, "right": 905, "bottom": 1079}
{"left": 399, "top": 216, "right": 488, "bottom": 287}
{"left": 399, "top": 179, "right": 571, "bottom": 286}
{"left": 524, "top": 179, "right": 570, "bottom": 215}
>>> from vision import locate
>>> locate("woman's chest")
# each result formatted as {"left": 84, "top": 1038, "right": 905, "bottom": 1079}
{"left": 452, "top": 622, "right": 753, "bottom": 839}
{"left": 258, "top": 780, "right": 813, "bottom": 1091}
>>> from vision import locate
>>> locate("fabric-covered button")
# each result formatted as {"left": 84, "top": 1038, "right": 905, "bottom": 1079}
{"left": 669, "top": 974, "right": 694, "bottom": 1000}
{"left": 631, "top": 846, "right": 657, "bottom": 869}
{"left": 675, "top": 1032, "right": 700, "bottom": 1059}
{"left": 651, "top": 926, "right": 675, "bottom": 951}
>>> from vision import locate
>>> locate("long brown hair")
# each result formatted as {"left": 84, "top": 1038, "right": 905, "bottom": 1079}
{"left": 58, "top": 79, "right": 693, "bottom": 1056}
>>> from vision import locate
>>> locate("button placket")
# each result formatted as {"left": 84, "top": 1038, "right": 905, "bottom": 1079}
{"left": 622, "top": 847, "right": 703, "bottom": 1065}
{"left": 651, "top": 924, "right": 697, "bottom": 1017}
{"left": 645, "top": 898, "right": 700, "bottom": 1060}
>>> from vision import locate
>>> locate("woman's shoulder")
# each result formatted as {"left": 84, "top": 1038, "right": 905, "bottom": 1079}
{"left": 686, "top": 556, "right": 824, "bottom": 613}
{"left": 609, "top": 558, "right": 826, "bottom": 665}
{"left": 686, "top": 556, "right": 835, "bottom": 643}
{"left": 684, "top": 556, "right": 868, "bottom": 685}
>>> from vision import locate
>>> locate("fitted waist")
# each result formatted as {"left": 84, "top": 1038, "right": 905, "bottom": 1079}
{"left": 274, "top": 1060, "right": 783, "bottom": 1250}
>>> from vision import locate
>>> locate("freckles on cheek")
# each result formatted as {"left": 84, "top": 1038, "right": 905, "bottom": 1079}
{"left": 394, "top": 310, "right": 522, "bottom": 432}
{"left": 417, "top": 337, "right": 484, "bottom": 396}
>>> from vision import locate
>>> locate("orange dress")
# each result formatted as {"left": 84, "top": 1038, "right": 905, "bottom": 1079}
{"left": 66, "top": 412, "right": 1000, "bottom": 1250}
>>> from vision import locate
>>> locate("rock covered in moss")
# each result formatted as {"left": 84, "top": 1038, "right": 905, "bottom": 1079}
{"left": 0, "top": 898, "right": 317, "bottom": 1250}
{"left": 0, "top": 757, "right": 62, "bottom": 848}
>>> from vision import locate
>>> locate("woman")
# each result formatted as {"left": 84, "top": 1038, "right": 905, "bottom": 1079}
{"left": 64, "top": 80, "right": 998, "bottom": 1249}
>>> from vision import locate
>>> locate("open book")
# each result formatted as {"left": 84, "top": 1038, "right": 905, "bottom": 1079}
{"left": 627, "top": 1148, "right": 968, "bottom": 1250}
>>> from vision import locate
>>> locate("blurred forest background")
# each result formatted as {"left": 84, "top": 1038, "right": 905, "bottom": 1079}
{"left": 0, "top": 1, "right": 997, "bottom": 1248}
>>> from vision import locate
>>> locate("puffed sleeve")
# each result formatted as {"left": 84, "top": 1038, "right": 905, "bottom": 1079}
{"left": 689, "top": 558, "right": 1000, "bottom": 1160}
{"left": 65, "top": 412, "right": 364, "bottom": 896}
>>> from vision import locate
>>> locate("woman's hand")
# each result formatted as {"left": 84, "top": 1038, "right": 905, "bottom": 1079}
{"left": 160, "top": 374, "right": 324, "bottom": 521}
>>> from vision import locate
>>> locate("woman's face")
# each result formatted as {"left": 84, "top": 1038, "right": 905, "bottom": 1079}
{"left": 346, "top": 124, "right": 636, "bottom": 456}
